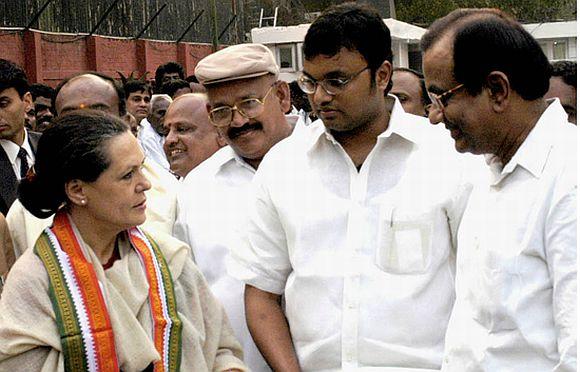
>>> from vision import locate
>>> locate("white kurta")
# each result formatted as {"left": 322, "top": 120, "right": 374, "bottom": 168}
{"left": 138, "top": 118, "right": 171, "bottom": 171}
{"left": 229, "top": 97, "right": 474, "bottom": 371}
{"left": 174, "top": 146, "right": 270, "bottom": 372}
{"left": 442, "top": 100, "right": 577, "bottom": 371}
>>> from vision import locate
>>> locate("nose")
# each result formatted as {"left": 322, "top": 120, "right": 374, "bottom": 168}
{"left": 137, "top": 169, "right": 152, "bottom": 193}
{"left": 229, "top": 108, "right": 249, "bottom": 128}
{"left": 311, "top": 84, "right": 332, "bottom": 107}
{"left": 164, "top": 128, "right": 178, "bottom": 147}
{"left": 427, "top": 105, "right": 444, "bottom": 125}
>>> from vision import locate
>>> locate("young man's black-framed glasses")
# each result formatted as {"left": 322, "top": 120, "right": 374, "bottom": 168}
{"left": 297, "top": 66, "right": 369, "bottom": 96}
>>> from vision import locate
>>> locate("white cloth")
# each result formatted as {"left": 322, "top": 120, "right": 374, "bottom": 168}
{"left": 229, "top": 97, "right": 473, "bottom": 371}
{"left": 138, "top": 118, "right": 170, "bottom": 171}
{"left": 174, "top": 146, "right": 269, "bottom": 372}
{"left": 0, "top": 129, "right": 35, "bottom": 180}
{"left": 442, "top": 100, "right": 577, "bottom": 372}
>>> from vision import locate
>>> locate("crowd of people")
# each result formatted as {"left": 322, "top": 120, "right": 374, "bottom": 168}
{"left": 0, "top": 2, "right": 576, "bottom": 371}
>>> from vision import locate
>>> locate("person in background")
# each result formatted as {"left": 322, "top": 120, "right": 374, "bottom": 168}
{"left": 161, "top": 79, "right": 192, "bottom": 99}
{"left": 174, "top": 43, "right": 294, "bottom": 372}
{"left": 422, "top": 8, "right": 576, "bottom": 371}
{"left": 155, "top": 61, "right": 185, "bottom": 93}
{"left": 391, "top": 67, "right": 430, "bottom": 117}
{"left": 124, "top": 79, "right": 151, "bottom": 127}
{"left": 29, "top": 83, "right": 55, "bottom": 132}
{"left": 0, "top": 59, "right": 40, "bottom": 216}
{"left": 163, "top": 93, "right": 225, "bottom": 179}
{"left": 138, "top": 94, "right": 172, "bottom": 171}
{"left": 545, "top": 60, "right": 576, "bottom": 124}
{"left": 0, "top": 110, "right": 247, "bottom": 371}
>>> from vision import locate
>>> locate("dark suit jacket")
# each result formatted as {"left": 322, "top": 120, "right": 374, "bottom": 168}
{"left": 0, "top": 131, "right": 41, "bottom": 215}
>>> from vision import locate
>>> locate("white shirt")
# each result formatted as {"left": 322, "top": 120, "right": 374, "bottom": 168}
{"left": 138, "top": 118, "right": 170, "bottom": 171}
{"left": 442, "top": 100, "right": 577, "bottom": 372}
{"left": 0, "top": 129, "right": 35, "bottom": 180}
{"left": 229, "top": 97, "right": 473, "bottom": 371}
{"left": 174, "top": 146, "right": 270, "bottom": 372}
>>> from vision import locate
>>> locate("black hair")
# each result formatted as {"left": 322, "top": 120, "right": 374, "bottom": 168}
{"left": 551, "top": 60, "right": 577, "bottom": 89}
{"left": 303, "top": 2, "right": 393, "bottom": 91}
{"left": 289, "top": 80, "right": 312, "bottom": 112}
{"left": 185, "top": 74, "right": 199, "bottom": 84}
{"left": 155, "top": 61, "right": 185, "bottom": 91}
{"left": 453, "top": 16, "right": 551, "bottom": 100}
{"left": 29, "top": 83, "right": 55, "bottom": 101}
{"left": 393, "top": 67, "right": 430, "bottom": 106}
{"left": 53, "top": 72, "right": 127, "bottom": 116}
{"left": 19, "top": 110, "right": 129, "bottom": 218}
{"left": 0, "top": 59, "right": 29, "bottom": 98}
{"left": 124, "top": 79, "right": 152, "bottom": 98}
{"left": 160, "top": 79, "right": 191, "bottom": 98}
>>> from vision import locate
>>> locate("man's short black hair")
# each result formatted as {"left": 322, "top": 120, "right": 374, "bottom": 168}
{"left": 0, "top": 59, "right": 29, "bottom": 98}
{"left": 52, "top": 72, "right": 127, "bottom": 116}
{"left": 161, "top": 79, "right": 191, "bottom": 98}
{"left": 155, "top": 61, "right": 185, "bottom": 91}
{"left": 422, "top": 9, "right": 550, "bottom": 101}
{"left": 124, "top": 79, "right": 152, "bottom": 98}
{"left": 303, "top": 2, "right": 393, "bottom": 91}
{"left": 29, "top": 83, "right": 55, "bottom": 101}
{"left": 551, "top": 60, "right": 576, "bottom": 89}
{"left": 393, "top": 67, "right": 430, "bottom": 106}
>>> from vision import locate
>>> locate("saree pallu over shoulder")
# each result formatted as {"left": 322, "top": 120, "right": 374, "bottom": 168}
{"left": 33, "top": 212, "right": 182, "bottom": 372}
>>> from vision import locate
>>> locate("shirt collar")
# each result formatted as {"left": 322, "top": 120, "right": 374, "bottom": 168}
{"left": 0, "top": 129, "right": 31, "bottom": 164}
{"left": 216, "top": 146, "right": 256, "bottom": 175}
{"left": 488, "top": 99, "right": 567, "bottom": 183}
{"left": 305, "top": 94, "right": 420, "bottom": 153}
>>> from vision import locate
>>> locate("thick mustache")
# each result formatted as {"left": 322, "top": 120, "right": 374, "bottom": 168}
{"left": 228, "top": 123, "right": 262, "bottom": 138}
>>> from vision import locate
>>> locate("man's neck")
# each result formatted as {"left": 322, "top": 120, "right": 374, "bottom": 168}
{"left": 5, "top": 128, "right": 26, "bottom": 147}
{"left": 495, "top": 99, "right": 548, "bottom": 166}
{"left": 332, "top": 106, "right": 390, "bottom": 169}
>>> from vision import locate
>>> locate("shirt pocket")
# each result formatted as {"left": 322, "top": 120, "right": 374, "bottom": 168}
{"left": 375, "top": 204, "right": 435, "bottom": 274}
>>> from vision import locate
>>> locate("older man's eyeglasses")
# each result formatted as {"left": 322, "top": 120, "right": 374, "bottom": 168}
{"left": 428, "top": 83, "right": 465, "bottom": 111}
{"left": 297, "top": 66, "right": 369, "bottom": 96}
{"left": 208, "top": 83, "right": 277, "bottom": 127}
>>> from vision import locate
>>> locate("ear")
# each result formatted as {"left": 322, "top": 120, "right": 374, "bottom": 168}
{"left": 22, "top": 91, "right": 33, "bottom": 112}
{"left": 274, "top": 81, "right": 292, "bottom": 114}
{"left": 485, "top": 71, "right": 510, "bottom": 112}
{"left": 65, "top": 179, "right": 88, "bottom": 207}
{"left": 374, "top": 60, "right": 392, "bottom": 94}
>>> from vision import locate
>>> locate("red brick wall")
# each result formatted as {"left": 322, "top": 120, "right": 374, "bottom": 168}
{"left": 0, "top": 29, "right": 214, "bottom": 87}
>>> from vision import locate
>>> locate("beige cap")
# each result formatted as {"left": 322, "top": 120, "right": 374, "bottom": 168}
{"left": 195, "top": 43, "right": 279, "bottom": 85}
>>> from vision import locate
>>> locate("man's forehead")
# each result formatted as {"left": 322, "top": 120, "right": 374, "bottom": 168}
{"left": 206, "top": 76, "right": 269, "bottom": 104}
{"left": 0, "top": 87, "right": 20, "bottom": 98}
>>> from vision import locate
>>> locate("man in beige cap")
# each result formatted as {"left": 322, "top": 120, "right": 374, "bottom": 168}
{"left": 173, "top": 43, "right": 293, "bottom": 372}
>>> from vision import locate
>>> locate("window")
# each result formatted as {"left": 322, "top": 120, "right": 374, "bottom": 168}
{"left": 277, "top": 44, "right": 296, "bottom": 71}
{"left": 553, "top": 40, "right": 567, "bottom": 60}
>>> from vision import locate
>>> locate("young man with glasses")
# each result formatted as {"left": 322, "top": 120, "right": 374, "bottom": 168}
{"left": 228, "top": 3, "right": 472, "bottom": 371}
{"left": 173, "top": 43, "right": 293, "bottom": 372}
{"left": 422, "top": 9, "right": 576, "bottom": 371}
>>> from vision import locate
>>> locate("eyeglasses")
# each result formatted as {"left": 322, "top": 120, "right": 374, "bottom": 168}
{"left": 297, "top": 66, "right": 369, "bottom": 96}
{"left": 208, "top": 83, "right": 277, "bottom": 127}
{"left": 428, "top": 83, "right": 464, "bottom": 111}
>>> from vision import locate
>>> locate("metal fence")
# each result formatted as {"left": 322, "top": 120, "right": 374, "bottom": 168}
{"left": 0, "top": 0, "right": 248, "bottom": 44}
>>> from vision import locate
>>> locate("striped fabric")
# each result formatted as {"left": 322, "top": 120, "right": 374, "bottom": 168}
{"left": 34, "top": 212, "right": 182, "bottom": 372}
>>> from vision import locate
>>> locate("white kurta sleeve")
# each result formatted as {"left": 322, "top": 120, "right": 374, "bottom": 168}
{"left": 545, "top": 188, "right": 577, "bottom": 372}
{"left": 227, "top": 169, "right": 291, "bottom": 295}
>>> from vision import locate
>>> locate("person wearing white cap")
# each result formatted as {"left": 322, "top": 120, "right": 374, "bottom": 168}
{"left": 173, "top": 43, "right": 293, "bottom": 371}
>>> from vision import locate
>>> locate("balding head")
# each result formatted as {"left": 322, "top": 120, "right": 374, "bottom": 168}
{"left": 55, "top": 73, "right": 122, "bottom": 117}
{"left": 163, "top": 93, "right": 224, "bottom": 178}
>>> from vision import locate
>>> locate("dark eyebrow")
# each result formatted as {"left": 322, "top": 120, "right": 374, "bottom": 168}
{"left": 302, "top": 70, "right": 350, "bottom": 81}
{"left": 427, "top": 84, "right": 445, "bottom": 95}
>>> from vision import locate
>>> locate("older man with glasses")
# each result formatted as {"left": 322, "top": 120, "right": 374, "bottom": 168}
{"left": 173, "top": 43, "right": 293, "bottom": 372}
{"left": 227, "top": 3, "right": 474, "bottom": 371}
